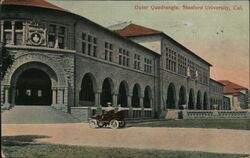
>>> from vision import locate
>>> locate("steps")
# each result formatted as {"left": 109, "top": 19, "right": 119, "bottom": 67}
{"left": 2, "top": 106, "right": 81, "bottom": 124}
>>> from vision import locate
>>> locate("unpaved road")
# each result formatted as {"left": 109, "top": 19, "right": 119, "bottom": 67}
{"left": 2, "top": 123, "right": 250, "bottom": 155}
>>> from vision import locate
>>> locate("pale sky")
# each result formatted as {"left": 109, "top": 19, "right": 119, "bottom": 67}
{"left": 49, "top": 0, "right": 249, "bottom": 88}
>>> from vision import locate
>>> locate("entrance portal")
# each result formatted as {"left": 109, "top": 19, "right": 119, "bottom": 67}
{"left": 15, "top": 68, "right": 52, "bottom": 105}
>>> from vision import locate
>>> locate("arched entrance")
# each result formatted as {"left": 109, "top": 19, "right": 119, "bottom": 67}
{"left": 166, "top": 83, "right": 176, "bottom": 109}
{"left": 188, "top": 89, "right": 195, "bottom": 109}
{"left": 118, "top": 81, "right": 129, "bottom": 107}
{"left": 196, "top": 91, "right": 202, "bottom": 110}
{"left": 100, "top": 78, "right": 113, "bottom": 107}
{"left": 79, "top": 73, "right": 96, "bottom": 106}
{"left": 143, "top": 86, "right": 152, "bottom": 108}
{"left": 132, "top": 84, "right": 141, "bottom": 107}
{"left": 178, "top": 86, "right": 186, "bottom": 109}
{"left": 15, "top": 68, "right": 52, "bottom": 105}
{"left": 203, "top": 92, "right": 208, "bottom": 110}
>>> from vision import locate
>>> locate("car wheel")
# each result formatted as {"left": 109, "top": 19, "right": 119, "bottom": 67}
{"left": 119, "top": 119, "right": 126, "bottom": 128}
{"left": 89, "top": 119, "right": 97, "bottom": 128}
{"left": 110, "top": 120, "right": 119, "bottom": 129}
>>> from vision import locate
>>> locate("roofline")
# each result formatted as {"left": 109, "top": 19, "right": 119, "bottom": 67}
{"left": 210, "top": 78, "right": 225, "bottom": 86}
{"left": 127, "top": 32, "right": 212, "bottom": 66}
{"left": 2, "top": 4, "right": 160, "bottom": 57}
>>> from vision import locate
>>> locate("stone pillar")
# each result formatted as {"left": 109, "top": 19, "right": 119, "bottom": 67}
{"left": 22, "top": 22, "right": 25, "bottom": 45}
{"left": 75, "top": 88, "right": 80, "bottom": 107}
{"left": 95, "top": 91, "right": 102, "bottom": 114}
{"left": 175, "top": 95, "right": 179, "bottom": 109}
{"left": 128, "top": 94, "right": 133, "bottom": 118}
{"left": 11, "top": 86, "right": 16, "bottom": 107}
{"left": 3, "top": 86, "right": 10, "bottom": 108}
{"left": 140, "top": 97, "right": 144, "bottom": 117}
{"left": 11, "top": 21, "right": 15, "bottom": 45}
{"left": 112, "top": 93, "right": 118, "bottom": 108}
{"left": 0, "top": 21, "right": 4, "bottom": 42}
{"left": 58, "top": 89, "right": 64, "bottom": 105}
{"left": 52, "top": 88, "right": 57, "bottom": 106}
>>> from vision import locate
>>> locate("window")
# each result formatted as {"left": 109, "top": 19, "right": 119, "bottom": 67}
{"left": 166, "top": 48, "right": 177, "bottom": 72}
{"left": 144, "top": 58, "right": 152, "bottom": 73}
{"left": 105, "top": 42, "right": 113, "bottom": 61}
{"left": 82, "top": 33, "right": 97, "bottom": 57}
{"left": 58, "top": 26, "right": 65, "bottom": 49}
{"left": 3, "top": 21, "right": 12, "bottom": 44}
{"left": 38, "top": 90, "right": 42, "bottom": 97}
{"left": 48, "top": 25, "right": 56, "bottom": 48}
{"left": 178, "top": 54, "right": 187, "bottom": 76}
{"left": 134, "top": 54, "right": 141, "bottom": 70}
{"left": 26, "top": 89, "right": 31, "bottom": 96}
{"left": 188, "top": 60, "right": 195, "bottom": 79}
{"left": 119, "top": 48, "right": 129, "bottom": 67}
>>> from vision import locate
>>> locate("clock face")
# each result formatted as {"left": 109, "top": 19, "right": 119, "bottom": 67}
{"left": 30, "top": 32, "right": 42, "bottom": 45}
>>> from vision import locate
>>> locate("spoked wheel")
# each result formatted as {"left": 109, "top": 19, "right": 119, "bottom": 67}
{"left": 89, "top": 119, "right": 97, "bottom": 128}
{"left": 109, "top": 119, "right": 119, "bottom": 129}
{"left": 119, "top": 119, "right": 126, "bottom": 128}
{"left": 97, "top": 121, "right": 105, "bottom": 128}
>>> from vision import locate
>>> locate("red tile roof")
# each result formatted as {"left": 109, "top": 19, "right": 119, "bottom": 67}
{"left": 218, "top": 80, "right": 247, "bottom": 95}
{"left": 1, "top": 0, "right": 69, "bottom": 12}
{"left": 114, "top": 24, "right": 162, "bottom": 37}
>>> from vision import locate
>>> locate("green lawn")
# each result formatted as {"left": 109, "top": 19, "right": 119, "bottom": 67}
{"left": 132, "top": 119, "right": 250, "bottom": 130}
{"left": 3, "top": 144, "right": 249, "bottom": 158}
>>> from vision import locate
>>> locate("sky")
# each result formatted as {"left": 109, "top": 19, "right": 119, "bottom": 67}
{"left": 49, "top": 0, "right": 249, "bottom": 88}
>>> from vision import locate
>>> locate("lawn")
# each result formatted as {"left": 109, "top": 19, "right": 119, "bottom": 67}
{"left": 131, "top": 119, "right": 250, "bottom": 130}
{"left": 3, "top": 144, "right": 249, "bottom": 158}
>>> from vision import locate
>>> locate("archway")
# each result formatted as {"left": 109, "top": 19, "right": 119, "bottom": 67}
{"left": 100, "top": 78, "right": 113, "bottom": 107}
{"left": 178, "top": 86, "right": 186, "bottom": 109}
{"left": 15, "top": 68, "right": 52, "bottom": 105}
{"left": 166, "top": 83, "right": 176, "bottom": 109}
{"left": 118, "top": 81, "right": 129, "bottom": 107}
{"left": 143, "top": 86, "right": 152, "bottom": 108}
{"left": 132, "top": 84, "right": 141, "bottom": 107}
{"left": 79, "top": 73, "right": 96, "bottom": 106}
{"left": 196, "top": 91, "right": 202, "bottom": 110}
{"left": 203, "top": 92, "right": 208, "bottom": 110}
{"left": 188, "top": 89, "right": 195, "bottom": 109}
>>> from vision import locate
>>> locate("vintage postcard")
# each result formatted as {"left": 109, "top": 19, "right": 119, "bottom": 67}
{"left": 1, "top": 0, "right": 249, "bottom": 158}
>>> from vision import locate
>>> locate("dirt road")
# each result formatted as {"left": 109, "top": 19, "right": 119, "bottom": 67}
{"left": 2, "top": 123, "right": 250, "bottom": 155}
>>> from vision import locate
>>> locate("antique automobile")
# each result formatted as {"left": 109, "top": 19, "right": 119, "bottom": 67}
{"left": 89, "top": 109, "right": 126, "bottom": 129}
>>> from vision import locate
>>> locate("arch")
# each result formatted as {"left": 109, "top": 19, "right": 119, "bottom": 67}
{"left": 203, "top": 92, "right": 208, "bottom": 110}
{"left": 143, "top": 86, "right": 152, "bottom": 108}
{"left": 196, "top": 90, "right": 202, "bottom": 110}
{"left": 132, "top": 83, "right": 141, "bottom": 107}
{"left": 4, "top": 53, "right": 67, "bottom": 87}
{"left": 79, "top": 73, "right": 97, "bottom": 106}
{"left": 100, "top": 77, "right": 114, "bottom": 106}
{"left": 188, "top": 89, "right": 195, "bottom": 109}
{"left": 166, "top": 83, "right": 176, "bottom": 109}
{"left": 118, "top": 81, "right": 129, "bottom": 107}
{"left": 15, "top": 68, "right": 52, "bottom": 105}
{"left": 178, "top": 86, "right": 186, "bottom": 109}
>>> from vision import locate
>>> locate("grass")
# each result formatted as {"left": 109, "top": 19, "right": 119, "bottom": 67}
{"left": 3, "top": 144, "right": 249, "bottom": 158}
{"left": 131, "top": 119, "right": 250, "bottom": 130}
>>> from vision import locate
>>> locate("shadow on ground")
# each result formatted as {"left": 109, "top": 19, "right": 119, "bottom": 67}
{"left": 2, "top": 135, "right": 50, "bottom": 146}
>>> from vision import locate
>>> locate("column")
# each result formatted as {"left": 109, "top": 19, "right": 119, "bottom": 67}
{"left": 140, "top": 97, "right": 144, "bottom": 117}
{"left": 4, "top": 86, "right": 10, "bottom": 108}
{"left": 11, "top": 21, "right": 15, "bottom": 45}
{"left": 11, "top": 86, "right": 16, "bottom": 107}
{"left": 128, "top": 94, "right": 133, "bottom": 118}
{"left": 58, "top": 89, "right": 64, "bottom": 105}
{"left": 95, "top": 91, "right": 102, "bottom": 114}
{"left": 1, "top": 21, "right": 4, "bottom": 42}
{"left": 175, "top": 95, "right": 179, "bottom": 109}
{"left": 112, "top": 93, "right": 118, "bottom": 108}
{"left": 52, "top": 88, "right": 57, "bottom": 106}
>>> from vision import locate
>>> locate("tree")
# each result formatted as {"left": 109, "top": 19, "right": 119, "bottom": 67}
{"left": 0, "top": 42, "right": 14, "bottom": 80}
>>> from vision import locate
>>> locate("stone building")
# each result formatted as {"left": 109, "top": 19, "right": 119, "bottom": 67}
{"left": 209, "top": 78, "right": 225, "bottom": 110}
{"left": 1, "top": 0, "right": 214, "bottom": 120}
{"left": 218, "top": 80, "right": 249, "bottom": 110}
